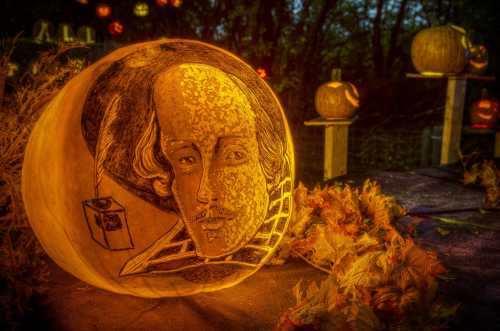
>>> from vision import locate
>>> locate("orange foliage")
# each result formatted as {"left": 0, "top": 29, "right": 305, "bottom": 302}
{"left": 463, "top": 160, "right": 500, "bottom": 208}
{"left": 273, "top": 180, "right": 455, "bottom": 331}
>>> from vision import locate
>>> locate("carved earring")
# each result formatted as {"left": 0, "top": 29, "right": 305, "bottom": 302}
{"left": 153, "top": 177, "right": 171, "bottom": 197}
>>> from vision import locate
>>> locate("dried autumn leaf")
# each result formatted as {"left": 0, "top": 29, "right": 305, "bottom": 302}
{"left": 276, "top": 180, "right": 453, "bottom": 331}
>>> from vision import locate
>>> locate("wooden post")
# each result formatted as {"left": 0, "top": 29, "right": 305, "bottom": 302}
{"left": 441, "top": 77, "right": 466, "bottom": 164}
{"left": 304, "top": 117, "right": 355, "bottom": 181}
{"left": 324, "top": 125, "right": 349, "bottom": 180}
{"left": 495, "top": 132, "right": 500, "bottom": 158}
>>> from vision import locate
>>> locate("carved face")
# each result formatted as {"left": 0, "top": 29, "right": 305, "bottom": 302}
{"left": 467, "top": 45, "right": 488, "bottom": 74}
{"left": 133, "top": 2, "right": 149, "bottom": 17}
{"left": 471, "top": 99, "right": 499, "bottom": 128}
{"left": 154, "top": 64, "right": 269, "bottom": 258}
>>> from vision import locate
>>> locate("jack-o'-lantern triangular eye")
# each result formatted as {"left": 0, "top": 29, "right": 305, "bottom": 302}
{"left": 327, "top": 82, "right": 343, "bottom": 88}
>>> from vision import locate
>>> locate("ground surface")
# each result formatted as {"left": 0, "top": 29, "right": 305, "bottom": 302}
{"left": 35, "top": 165, "right": 500, "bottom": 331}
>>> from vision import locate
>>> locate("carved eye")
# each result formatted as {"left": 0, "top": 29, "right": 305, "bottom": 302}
{"left": 172, "top": 147, "right": 200, "bottom": 173}
{"left": 179, "top": 156, "right": 197, "bottom": 165}
{"left": 223, "top": 146, "right": 248, "bottom": 165}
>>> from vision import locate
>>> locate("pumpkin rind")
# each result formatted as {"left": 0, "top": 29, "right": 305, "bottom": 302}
{"left": 411, "top": 26, "right": 467, "bottom": 74}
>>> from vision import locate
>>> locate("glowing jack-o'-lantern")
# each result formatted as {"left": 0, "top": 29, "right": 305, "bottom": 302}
{"left": 411, "top": 25, "right": 470, "bottom": 75}
{"left": 96, "top": 3, "right": 112, "bottom": 19}
{"left": 256, "top": 67, "right": 268, "bottom": 79}
{"left": 22, "top": 39, "right": 294, "bottom": 297}
{"left": 466, "top": 45, "right": 488, "bottom": 75}
{"left": 314, "top": 68, "right": 360, "bottom": 119}
{"left": 470, "top": 89, "right": 499, "bottom": 129}
{"left": 133, "top": 2, "right": 149, "bottom": 17}
{"left": 108, "top": 21, "right": 124, "bottom": 36}
{"left": 171, "top": 0, "right": 182, "bottom": 7}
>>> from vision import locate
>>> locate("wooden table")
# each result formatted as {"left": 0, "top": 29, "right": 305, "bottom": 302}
{"left": 406, "top": 73, "right": 495, "bottom": 164}
{"left": 304, "top": 116, "right": 356, "bottom": 181}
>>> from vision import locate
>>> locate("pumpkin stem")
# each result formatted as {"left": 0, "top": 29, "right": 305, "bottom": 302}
{"left": 331, "top": 68, "right": 342, "bottom": 81}
{"left": 480, "top": 88, "right": 489, "bottom": 99}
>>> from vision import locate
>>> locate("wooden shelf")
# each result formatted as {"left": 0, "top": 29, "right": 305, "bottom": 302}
{"left": 463, "top": 126, "right": 499, "bottom": 135}
{"left": 304, "top": 115, "right": 358, "bottom": 127}
{"left": 406, "top": 73, "right": 496, "bottom": 81}
{"left": 407, "top": 72, "right": 497, "bottom": 164}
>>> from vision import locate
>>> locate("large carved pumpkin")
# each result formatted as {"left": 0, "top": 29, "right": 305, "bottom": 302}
{"left": 22, "top": 39, "right": 295, "bottom": 297}
{"left": 470, "top": 89, "right": 499, "bottom": 129}
{"left": 411, "top": 25, "right": 470, "bottom": 75}
{"left": 314, "top": 69, "right": 360, "bottom": 119}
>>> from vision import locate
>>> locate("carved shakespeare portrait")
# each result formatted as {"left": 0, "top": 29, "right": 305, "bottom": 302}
{"left": 23, "top": 40, "right": 294, "bottom": 296}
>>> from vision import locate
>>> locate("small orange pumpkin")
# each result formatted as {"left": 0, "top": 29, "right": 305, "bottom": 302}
{"left": 314, "top": 69, "right": 360, "bottom": 119}
{"left": 466, "top": 45, "right": 488, "bottom": 75}
{"left": 470, "top": 89, "right": 499, "bottom": 129}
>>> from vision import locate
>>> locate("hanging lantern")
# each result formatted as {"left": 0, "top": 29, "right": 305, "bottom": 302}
{"left": 470, "top": 89, "right": 499, "bottom": 129}
{"left": 133, "top": 2, "right": 149, "bottom": 17}
{"left": 256, "top": 68, "right": 268, "bottom": 79}
{"left": 96, "top": 3, "right": 112, "bottom": 19}
{"left": 315, "top": 68, "right": 360, "bottom": 119}
{"left": 108, "top": 21, "right": 124, "bottom": 36}
{"left": 466, "top": 45, "right": 488, "bottom": 75}
{"left": 156, "top": 0, "right": 168, "bottom": 6}
{"left": 171, "top": 0, "right": 182, "bottom": 7}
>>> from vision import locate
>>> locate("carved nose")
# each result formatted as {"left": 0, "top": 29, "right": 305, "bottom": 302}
{"left": 197, "top": 166, "right": 216, "bottom": 204}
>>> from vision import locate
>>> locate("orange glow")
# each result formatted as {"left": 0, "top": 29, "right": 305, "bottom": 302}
{"left": 171, "top": 0, "right": 183, "bottom": 7}
{"left": 478, "top": 100, "right": 492, "bottom": 108}
{"left": 96, "top": 4, "right": 112, "bottom": 18}
{"left": 471, "top": 123, "right": 491, "bottom": 129}
{"left": 477, "top": 113, "right": 493, "bottom": 120}
{"left": 470, "top": 60, "right": 487, "bottom": 69}
{"left": 256, "top": 68, "right": 268, "bottom": 79}
{"left": 108, "top": 21, "right": 124, "bottom": 36}
{"left": 156, "top": 0, "right": 168, "bottom": 6}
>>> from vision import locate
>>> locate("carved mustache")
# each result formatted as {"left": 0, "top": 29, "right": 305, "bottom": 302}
{"left": 194, "top": 206, "right": 235, "bottom": 223}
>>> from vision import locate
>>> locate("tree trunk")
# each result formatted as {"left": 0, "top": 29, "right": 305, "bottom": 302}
{"left": 372, "top": 0, "right": 385, "bottom": 77}
{"left": 386, "top": 0, "right": 409, "bottom": 73}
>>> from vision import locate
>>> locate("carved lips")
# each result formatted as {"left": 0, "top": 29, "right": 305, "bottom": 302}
{"left": 195, "top": 206, "right": 235, "bottom": 232}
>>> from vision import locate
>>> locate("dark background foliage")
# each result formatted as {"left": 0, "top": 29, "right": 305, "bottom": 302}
{"left": 2, "top": 0, "right": 500, "bottom": 181}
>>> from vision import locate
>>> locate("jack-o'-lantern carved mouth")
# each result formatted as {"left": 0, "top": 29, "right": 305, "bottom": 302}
{"left": 345, "top": 90, "right": 359, "bottom": 107}
{"left": 470, "top": 60, "right": 487, "bottom": 69}
{"left": 477, "top": 113, "right": 493, "bottom": 120}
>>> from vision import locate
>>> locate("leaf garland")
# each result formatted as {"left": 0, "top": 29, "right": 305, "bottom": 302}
{"left": 272, "top": 180, "right": 455, "bottom": 331}
{"left": 462, "top": 160, "right": 500, "bottom": 208}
